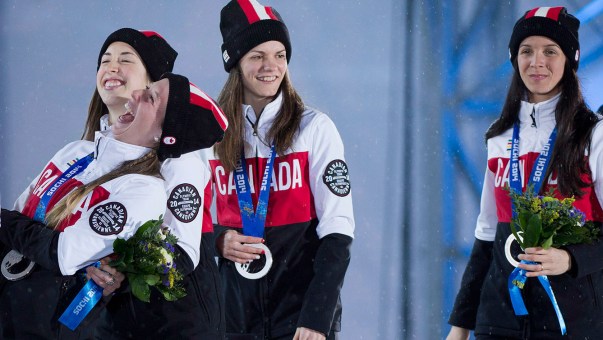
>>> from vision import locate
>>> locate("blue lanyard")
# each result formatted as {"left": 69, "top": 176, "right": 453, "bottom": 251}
{"left": 508, "top": 122, "right": 557, "bottom": 198}
{"left": 507, "top": 122, "right": 566, "bottom": 335}
{"left": 59, "top": 261, "right": 103, "bottom": 331}
{"left": 33, "top": 152, "right": 94, "bottom": 222}
{"left": 234, "top": 145, "right": 276, "bottom": 237}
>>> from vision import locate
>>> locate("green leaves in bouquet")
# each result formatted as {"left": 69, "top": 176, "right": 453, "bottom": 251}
{"left": 130, "top": 275, "right": 152, "bottom": 303}
{"left": 519, "top": 210, "right": 542, "bottom": 249}
{"left": 109, "top": 215, "right": 187, "bottom": 302}
{"left": 507, "top": 185, "right": 600, "bottom": 250}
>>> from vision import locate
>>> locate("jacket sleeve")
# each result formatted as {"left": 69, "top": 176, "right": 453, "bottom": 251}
{"left": 565, "top": 121, "right": 603, "bottom": 277}
{"left": 296, "top": 112, "right": 355, "bottom": 334}
{"left": 160, "top": 151, "right": 210, "bottom": 271}
{"left": 13, "top": 173, "right": 42, "bottom": 212}
{"left": 448, "top": 238, "right": 493, "bottom": 329}
{"left": 307, "top": 113, "right": 355, "bottom": 239}
{"left": 563, "top": 233, "right": 603, "bottom": 278}
{"left": 57, "top": 175, "right": 166, "bottom": 275}
{"left": 0, "top": 208, "right": 61, "bottom": 273}
{"left": 297, "top": 233, "right": 352, "bottom": 335}
{"left": 13, "top": 140, "right": 83, "bottom": 212}
{"left": 449, "top": 164, "right": 497, "bottom": 329}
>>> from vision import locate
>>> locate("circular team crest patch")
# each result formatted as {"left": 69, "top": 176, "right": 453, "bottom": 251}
{"left": 167, "top": 183, "right": 201, "bottom": 223}
{"left": 323, "top": 159, "right": 351, "bottom": 197}
{"left": 89, "top": 202, "right": 127, "bottom": 235}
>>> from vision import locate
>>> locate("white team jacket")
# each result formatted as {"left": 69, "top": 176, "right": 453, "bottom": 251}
{"left": 100, "top": 115, "right": 212, "bottom": 267}
{"left": 14, "top": 132, "right": 166, "bottom": 275}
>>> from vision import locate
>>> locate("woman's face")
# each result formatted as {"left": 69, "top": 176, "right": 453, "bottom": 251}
{"left": 239, "top": 40, "right": 287, "bottom": 110}
{"left": 112, "top": 78, "right": 169, "bottom": 148}
{"left": 97, "top": 41, "right": 151, "bottom": 113}
{"left": 517, "top": 36, "right": 567, "bottom": 103}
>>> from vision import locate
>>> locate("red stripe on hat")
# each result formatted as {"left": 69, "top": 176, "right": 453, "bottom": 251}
{"left": 211, "top": 106, "right": 228, "bottom": 131}
{"left": 547, "top": 7, "right": 563, "bottom": 21}
{"left": 189, "top": 83, "right": 228, "bottom": 131}
{"left": 525, "top": 7, "right": 563, "bottom": 20}
{"left": 140, "top": 30, "right": 165, "bottom": 39}
{"left": 238, "top": 0, "right": 261, "bottom": 24}
{"left": 265, "top": 7, "right": 279, "bottom": 21}
{"left": 525, "top": 8, "right": 540, "bottom": 18}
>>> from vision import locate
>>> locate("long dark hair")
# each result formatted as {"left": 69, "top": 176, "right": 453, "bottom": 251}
{"left": 215, "top": 68, "right": 305, "bottom": 172}
{"left": 485, "top": 59, "right": 600, "bottom": 197}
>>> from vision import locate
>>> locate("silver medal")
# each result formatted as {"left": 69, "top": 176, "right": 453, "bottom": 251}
{"left": 235, "top": 243, "right": 273, "bottom": 280}
{"left": 2, "top": 250, "right": 35, "bottom": 281}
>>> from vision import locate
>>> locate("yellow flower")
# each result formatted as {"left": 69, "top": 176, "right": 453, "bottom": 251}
{"left": 160, "top": 248, "right": 173, "bottom": 267}
{"left": 168, "top": 271, "right": 175, "bottom": 288}
{"left": 530, "top": 198, "right": 542, "bottom": 213}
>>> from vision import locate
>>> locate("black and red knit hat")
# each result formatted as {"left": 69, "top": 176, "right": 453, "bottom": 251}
{"left": 509, "top": 6, "right": 580, "bottom": 70}
{"left": 97, "top": 28, "right": 178, "bottom": 81}
{"left": 220, "top": 0, "right": 291, "bottom": 72}
{"left": 157, "top": 73, "right": 229, "bottom": 161}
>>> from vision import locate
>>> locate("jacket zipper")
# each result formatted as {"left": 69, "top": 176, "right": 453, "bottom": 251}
{"left": 246, "top": 114, "right": 259, "bottom": 137}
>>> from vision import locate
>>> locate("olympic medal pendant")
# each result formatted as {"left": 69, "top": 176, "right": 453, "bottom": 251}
{"left": 235, "top": 243, "right": 273, "bottom": 280}
{"left": 2, "top": 250, "right": 35, "bottom": 281}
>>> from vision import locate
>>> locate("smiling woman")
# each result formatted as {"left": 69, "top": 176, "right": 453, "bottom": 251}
{"left": 446, "top": 6, "right": 603, "bottom": 340}
{"left": 97, "top": 41, "right": 151, "bottom": 113}
{"left": 82, "top": 28, "right": 178, "bottom": 142}
{"left": 517, "top": 36, "right": 567, "bottom": 103}
{"left": 207, "top": 1, "right": 355, "bottom": 339}
{"left": 79, "top": 28, "right": 229, "bottom": 339}
{"left": 0, "top": 72, "right": 227, "bottom": 339}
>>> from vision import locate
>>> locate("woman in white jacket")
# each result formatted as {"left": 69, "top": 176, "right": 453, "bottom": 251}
{"left": 0, "top": 72, "right": 226, "bottom": 339}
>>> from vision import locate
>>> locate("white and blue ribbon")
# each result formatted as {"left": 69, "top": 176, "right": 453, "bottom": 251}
{"left": 58, "top": 262, "right": 104, "bottom": 331}
{"left": 234, "top": 145, "right": 276, "bottom": 237}
{"left": 508, "top": 122, "right": 566, "bottom": 335}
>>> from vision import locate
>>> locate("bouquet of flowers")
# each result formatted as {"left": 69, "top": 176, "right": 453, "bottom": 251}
{"left": 508, "top": 185, "right": 599, "bottom": 249}
{"left": 109, "top": 216, "right": 186, "bottom": 302}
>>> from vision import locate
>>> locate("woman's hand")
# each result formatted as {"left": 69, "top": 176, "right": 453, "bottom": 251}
{"left": 517, "top": 247, "right": 572, "bottom": 277}
{"left": 293, "top": 327, "right": 325, "bottom": 340}
{"left": 86, "top": 256, "right": 125, "bottom": 296}
{"left": 216, "top": 230, "right": 264, "bottom": 264}
{"left": 445, "top": 326, "right": 470, "bottom": 340}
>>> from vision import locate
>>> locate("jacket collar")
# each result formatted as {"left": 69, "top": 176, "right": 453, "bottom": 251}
{"left": 93, "top": 130, "right": 152, "bottom": 165}
{"left": 519, "top": 92, "right": 560, "bottom": 127}
{"left": 242, "top": 92, "right": 283, "bottom": 129}
{"left": 99, "top": 114, "right": 110, "bottom": 132}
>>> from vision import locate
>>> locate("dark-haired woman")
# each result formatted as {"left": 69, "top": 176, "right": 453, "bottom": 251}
{"left": 447, "top": 6, "right": 603, "bottom": 340}
{"left": 81, "top": 28, "right": 226, "bottom": 339}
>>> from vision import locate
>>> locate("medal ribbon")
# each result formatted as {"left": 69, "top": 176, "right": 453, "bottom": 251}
{"left": 58, "top": 261, "right": 104, "bottom": 330}
{"left": 507, "top": 122, "right": 566, "bottom": 335}
{"left": 234, "top": 145, "right": 276, "bottom": 237}
{"left": 31, "top": 152, "right": 100, "bottom": 330}
{"left": 33, "top": 152, "right": 95, "bottom": 222}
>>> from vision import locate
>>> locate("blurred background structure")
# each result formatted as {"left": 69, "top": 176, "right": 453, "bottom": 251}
{"left": 2, "top": 1, "right": 603, "bottom": 339}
